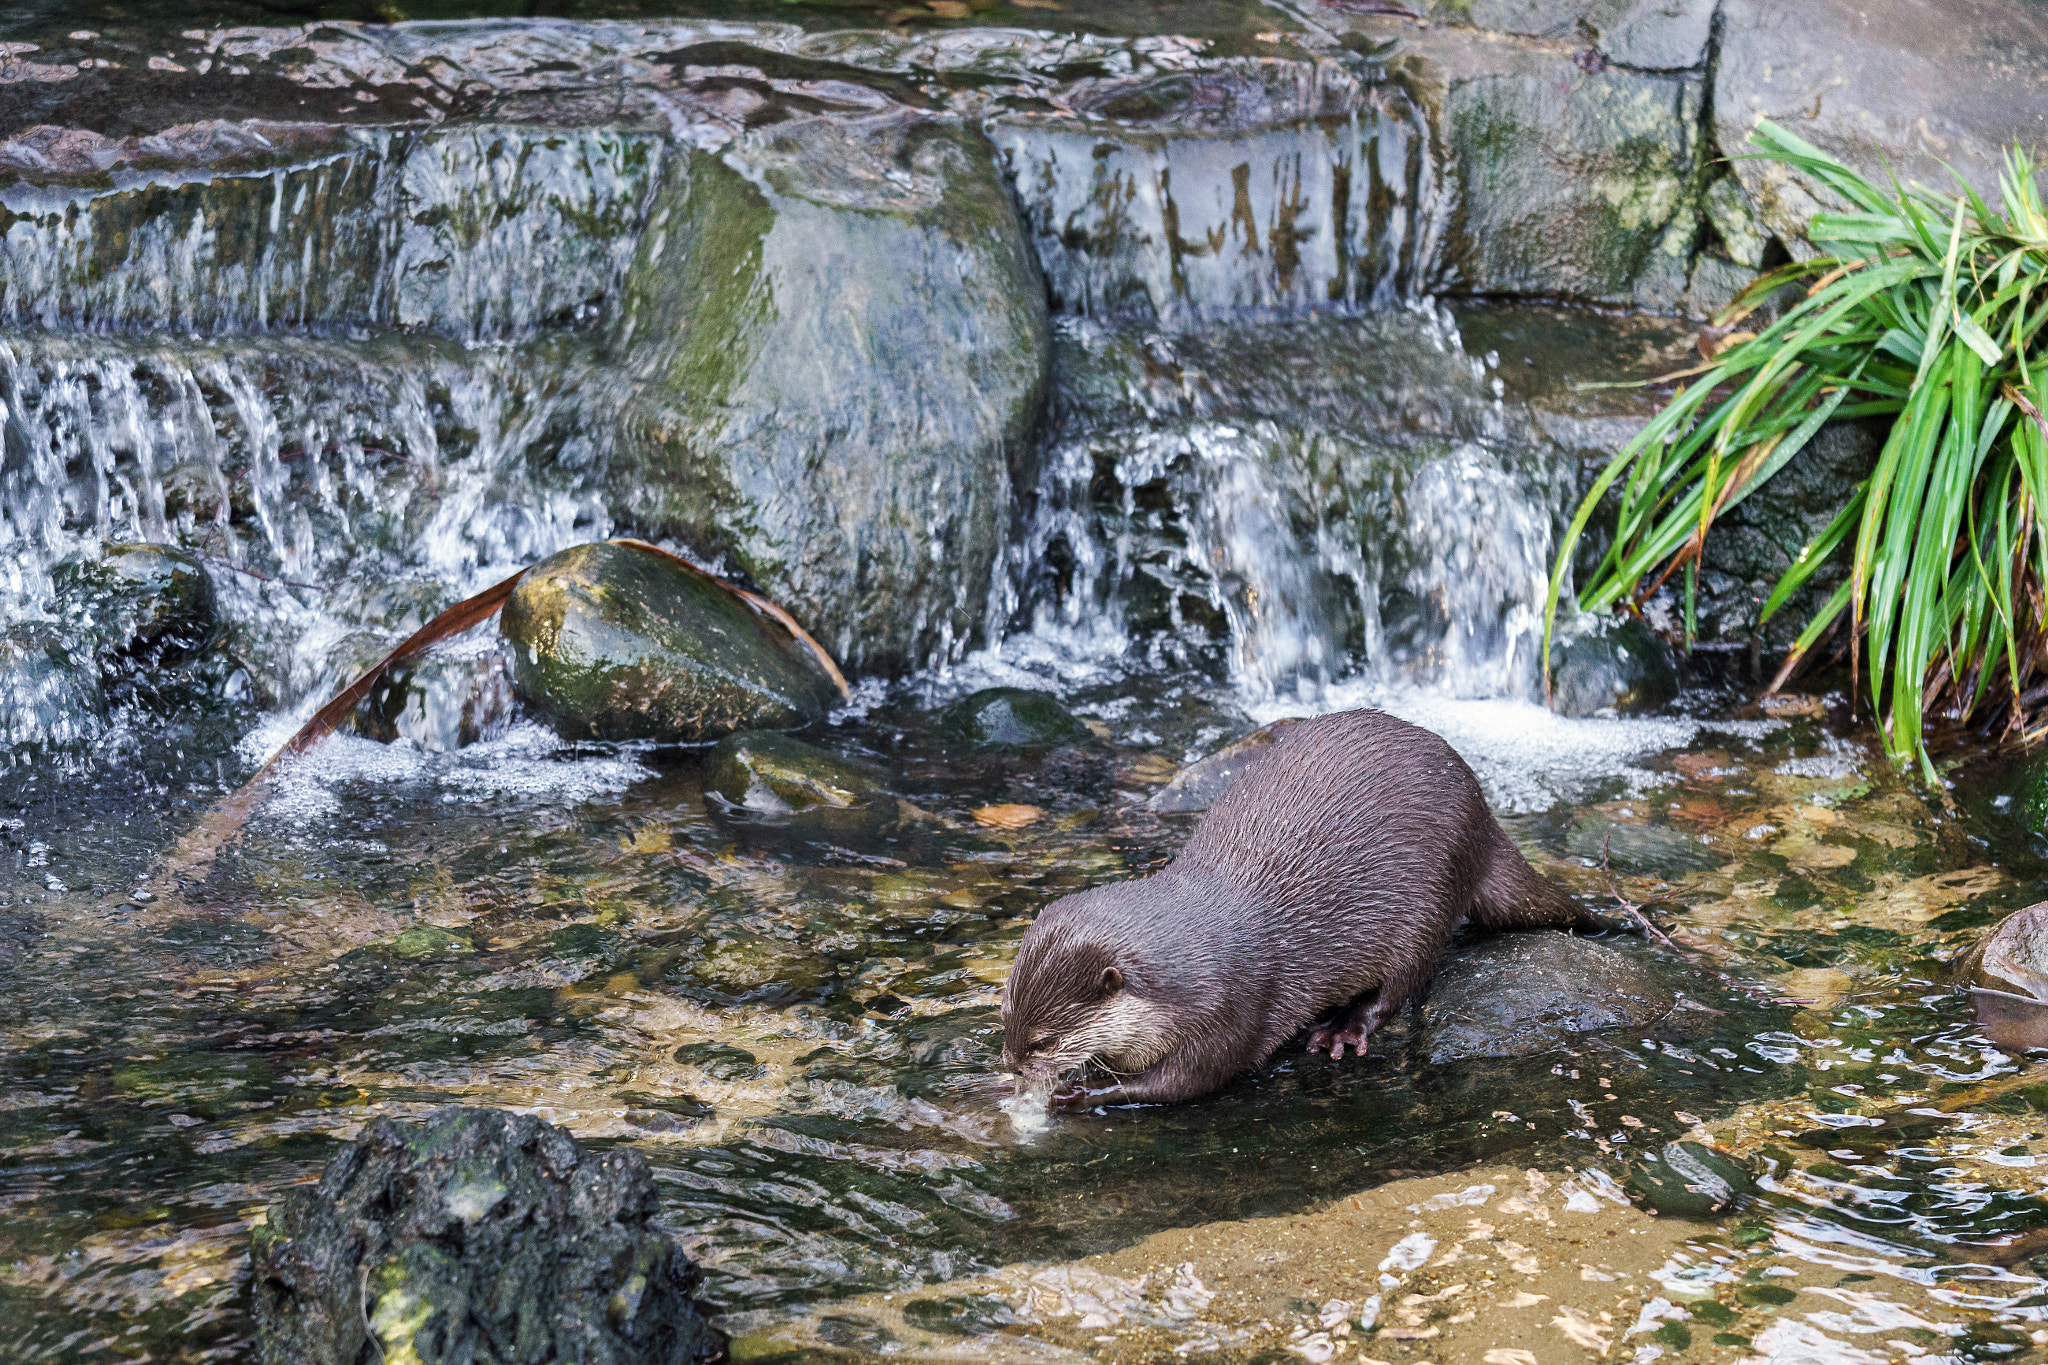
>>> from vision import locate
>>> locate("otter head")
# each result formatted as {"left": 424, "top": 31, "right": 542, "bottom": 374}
{"left": 1000, "top": 880, "right": 1177, "bottom": 1097}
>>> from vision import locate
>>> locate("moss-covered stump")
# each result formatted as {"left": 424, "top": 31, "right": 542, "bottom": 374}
{"left": 50, "top": 542, "right": 217, "bottom": 668}
{"left": 249, "top": 1107, "right": 727, "bottom": 1365}
{"left": 936, "top": 688, "right": 1090, "bottom": 752}
{"left": 612, "top": 112, "right": 1051, "bottom": 675}
{"left": 501, "top": 542, "right": 842, "bottom": 744}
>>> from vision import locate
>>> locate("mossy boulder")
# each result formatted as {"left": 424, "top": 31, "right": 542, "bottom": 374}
{"left": 936, "top": 688, "right": 1090, "bottom": 752}
{"left": 50, "top": 542, "right": 217, "bottom": 668}
{"left": 1549, "top": 616, "right": 1678, "bottom": 718}
{"left": 249, "top": 1107, "right": 726, "bottom": 1365}
{"left": 500, "top": 542, "right": 842, "bottom": 744}
{"left": 613, "top": 112, "right": 1050, "bottom": 675}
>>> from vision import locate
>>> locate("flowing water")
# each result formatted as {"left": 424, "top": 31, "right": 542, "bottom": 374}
{"left": 4, "top": 7, "right": 2048, "bottom": 1364}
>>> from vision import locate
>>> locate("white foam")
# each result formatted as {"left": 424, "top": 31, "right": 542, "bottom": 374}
{"left": 435, "top": 723, "right": 652, "bottom": 804}
{"left": 247, "top": 718, "right": 650, "bottom": 824}
{"left": 1242, "top": 683, "right": 1697, "bottom": 813}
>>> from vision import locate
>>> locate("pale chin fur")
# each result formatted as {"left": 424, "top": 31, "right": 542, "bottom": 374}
{"left": 1051, "top": 991, "right": 1175, "bottom": 1078}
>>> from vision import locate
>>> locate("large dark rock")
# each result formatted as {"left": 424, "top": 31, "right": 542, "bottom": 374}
{"left": 936, "top": 688, "right": 1090, "bottom": 752}
{"left": 501, "top": 543, "right": 843, "bottom": 745}
{"left": 1416, "top": 931, "right": 1676, "bottom": 1063}
{"left": 1149, "top": 718, "right": 1302, "bottom": 814}
{"left": 613, "top": 113, "right": 1051, "bottom": 675}
{"left": 1549, "top": 615, "right": 1678, "bottom": 717}
{"left": 249, "top": 1107, "right": 726, "bottom": 1365}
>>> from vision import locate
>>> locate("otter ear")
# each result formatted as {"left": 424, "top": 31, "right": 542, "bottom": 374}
{"left": 1098, "top": 965, "right": 1122, "bottom": 995}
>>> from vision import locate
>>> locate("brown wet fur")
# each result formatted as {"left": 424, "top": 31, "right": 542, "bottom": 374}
{"left": 1000, "top": 708, "right": 1608, "bottom": 1106}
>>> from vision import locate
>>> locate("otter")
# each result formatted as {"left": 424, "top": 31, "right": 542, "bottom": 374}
{"left": 1000, "top": 707, "right": 1618, "bottom": 1108}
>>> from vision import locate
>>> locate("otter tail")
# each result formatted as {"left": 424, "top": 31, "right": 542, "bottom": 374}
{"left": 1470, "top": 823, "right": 1607, "bottom": 932}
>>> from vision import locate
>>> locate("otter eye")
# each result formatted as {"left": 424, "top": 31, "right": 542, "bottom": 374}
{"left": 1025, "top": 1033, "right": 1055, "bottom": 1055}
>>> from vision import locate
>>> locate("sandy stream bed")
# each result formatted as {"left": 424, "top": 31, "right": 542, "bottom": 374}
{"left": 729, "top": 1162, "right": 2033, "bottom": 1364}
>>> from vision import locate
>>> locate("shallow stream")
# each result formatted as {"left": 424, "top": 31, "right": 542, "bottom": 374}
{"left": 4, "top": 3, "right": 2048, "bottom": 1362}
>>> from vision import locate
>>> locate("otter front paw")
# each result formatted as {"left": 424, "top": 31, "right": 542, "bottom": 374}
{"left": 1051, "top": 1079, "right": 1120, "bottom": 1112}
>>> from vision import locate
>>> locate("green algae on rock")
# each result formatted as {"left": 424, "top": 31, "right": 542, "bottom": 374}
{"left": 937, "top": 688, "right": 1091, "bottom": 752}
{"left": 250, "top": 1107, "right": 726, "bottom": 1365}
{"left": 501, "top": 542, "right": 843, "bottom": 744}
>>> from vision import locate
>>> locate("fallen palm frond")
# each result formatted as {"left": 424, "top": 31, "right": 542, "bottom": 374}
{"left": 1543, "top": 120, "right": 2048, "bottom": 778}
{"left": 150, "top": 539, "right": 845, "bottom": 891}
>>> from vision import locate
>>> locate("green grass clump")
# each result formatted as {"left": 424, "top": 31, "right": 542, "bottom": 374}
{"left": 1544, "top": 120, "right": 2048, "bottom": 777}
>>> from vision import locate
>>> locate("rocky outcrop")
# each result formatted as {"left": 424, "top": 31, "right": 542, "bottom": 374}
{"left": 1713, "top": 0, "right": 2048, "bottom": 257}
{"left": 250, "top": 1106, "right": 727, "bottom": 1365}
{"left": 1548, "top": 615, "right": 1678, "bottom": 717}
{"left": 501, "top": 542, "right": 844, "bottom": 744}
{"left": 50, "top": 542, "right": 218, "bottom": 668}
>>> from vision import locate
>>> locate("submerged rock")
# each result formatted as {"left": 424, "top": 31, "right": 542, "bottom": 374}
{"left": 1149, "top": 718, "right": 1303, "bottom": 814}
{"left": 705, "top": 730, "right": 889, "bottom": 814}
{"left": 937, "top": 688, "right": 1090, "bottom": 752}
{"left": 1416, "top": 932, "right": 1675, "bottom": 1063}
{"left": 50, "top": 542, "right": 218, "bottom": 668}
{"left": 1625, "top": 1141, "right": 1755, "bottom": 1218}
{"left": 501, "top": 542, "right": 843, "bottom": 744}
{"left": 249, "top": 1107, "right": 727, "bottom": 1365}
{"left": 703, "top": 729, "right": 909, "bottom": 844}
{"left": 1567, "top": 818, "right": 1722, "bottom": 878}
{"left": 1549, "top": 616, "right": 1678, "bottom": 718}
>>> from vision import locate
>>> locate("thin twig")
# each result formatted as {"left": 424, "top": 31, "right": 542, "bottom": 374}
{"left": 1600, "top": 832, "right": 1681, "bottom": 951}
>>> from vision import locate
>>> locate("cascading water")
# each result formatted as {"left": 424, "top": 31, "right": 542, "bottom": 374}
{"left": 980, "top": 303, "right": 1570, "bottom": 712}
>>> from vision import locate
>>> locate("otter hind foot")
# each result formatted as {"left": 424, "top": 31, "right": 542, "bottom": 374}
{"left": 1307, "top": 997, "right": 1380, "bottom": 1060}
